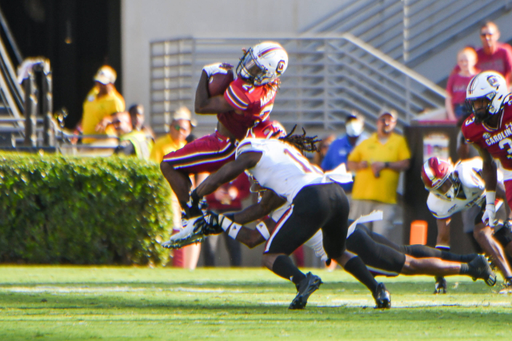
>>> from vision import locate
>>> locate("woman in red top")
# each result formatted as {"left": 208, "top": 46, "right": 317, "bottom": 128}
{"left": 445, "top": 47, "right": 479, "bottom": 122}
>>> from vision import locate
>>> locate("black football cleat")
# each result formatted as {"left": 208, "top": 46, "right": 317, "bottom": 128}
{"left": 373, "top": 282, "right": 391, "bottom": 309}
{"left": 289, "top": 272, "right": 322, "bottom": 310}
{"left": 468, "top": 255, "right": 497, "bottom": 286}
{"left": 434, "top": 276, "right": 447, "bottom": 294}
{"left": 499, "top": 279, "right": 512, "bottom": 294}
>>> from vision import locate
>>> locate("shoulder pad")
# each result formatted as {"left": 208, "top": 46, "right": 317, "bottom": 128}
{"left": 225, "top": 78, "right": 251, "bottom": 110}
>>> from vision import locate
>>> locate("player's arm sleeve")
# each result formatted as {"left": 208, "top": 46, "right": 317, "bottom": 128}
{"left": 224, "top": 81, "right": 250, "bottom": 111}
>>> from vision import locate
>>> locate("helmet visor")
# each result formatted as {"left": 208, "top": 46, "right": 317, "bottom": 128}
{"left": 432, "top": 178, "right": 454, "bottom": 200}
{"left": 466, "top": 96, "right": 492, "bottom": 123}
{"left": 237, "top": 49, "right": 265, "bottom": 83}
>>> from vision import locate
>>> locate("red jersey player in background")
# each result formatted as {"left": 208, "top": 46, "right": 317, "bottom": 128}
{"left": 462, "top": 71, "right": 512, "bottom": 223}
{"left": 160, "top": 41, "right": 288, "bottom": 229}
{"left": 462, "top": 70, "right": 512, "bottom": 291}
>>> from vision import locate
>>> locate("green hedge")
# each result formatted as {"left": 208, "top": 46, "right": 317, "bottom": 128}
{"left": 0, "top": 153, "right": 173, "bottom": 265}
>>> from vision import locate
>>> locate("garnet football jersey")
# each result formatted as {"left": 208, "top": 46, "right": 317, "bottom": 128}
{"left": 462, "top": 99, "right": 512, "bottom": 170}
{"left": 218, "top": 78, "right": 277, "bottom": 140}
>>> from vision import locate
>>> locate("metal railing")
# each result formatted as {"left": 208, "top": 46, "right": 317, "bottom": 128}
{"left": 150, "top": 35, "right": 446, "bottom": 134}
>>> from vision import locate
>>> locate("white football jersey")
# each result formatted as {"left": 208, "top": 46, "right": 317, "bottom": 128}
{"left": 427, "top": 158, "right": 485, "bottom": 219}
{"left": 236, "top": 138, "right": 325, "bottom": 203}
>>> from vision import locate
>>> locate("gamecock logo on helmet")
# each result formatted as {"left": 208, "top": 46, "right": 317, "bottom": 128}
{"left": 487, "top": 75, "right": 500, "bottom": 88}
{"left": 276, "top": 60, "right": 286, "bottom": 75}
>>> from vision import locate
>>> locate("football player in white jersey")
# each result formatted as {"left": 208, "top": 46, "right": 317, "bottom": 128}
{"left": 164, "top": 121, "right": 392, "bottom": 309}
{"left": 200, "top": 201, "right": 493, "bottom": 282}
{"left": 422, "top": 156, "right": 512, "bottom": 292}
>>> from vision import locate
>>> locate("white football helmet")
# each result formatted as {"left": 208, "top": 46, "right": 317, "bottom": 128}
{"left": 466, "top": 71, "right": 509, "bottom": 123}
{"left": 421, "top": 157, "right": 459, "bottom": 200}
{"left": 236, "top": 41, "right": 288, "bottom": 86}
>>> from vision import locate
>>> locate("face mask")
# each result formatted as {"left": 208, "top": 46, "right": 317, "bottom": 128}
{"left": 443, "top": 186, "right": 455, "bottom": 200}
{"left": 346, "top": 120, "right": 363, "bottom": 137}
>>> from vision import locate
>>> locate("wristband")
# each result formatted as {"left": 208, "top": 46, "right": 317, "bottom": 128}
{"left": 228, "top": 222, "right": 242, "bottom": 239}
{"left": 255, "top": 221, "right": 270, "bottom": 240}
{"left": 218, "top": 214, "right": 234, "bottom": 231}
{"left": 218, "top": 214, "right": 242, "bottom": 239}
{"left": 486, "top": 191, "right": 496, "bottom": 206}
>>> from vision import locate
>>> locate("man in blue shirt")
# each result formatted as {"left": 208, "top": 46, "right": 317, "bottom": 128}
{"left": 321, "top": 113, "right": 367, "bottom": 193}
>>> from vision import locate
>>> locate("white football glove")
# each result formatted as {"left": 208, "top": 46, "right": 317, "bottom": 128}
{"left": 482, "top": 191, "right": 497, "bottom": 227}
{"left": 482, "top": 204, "right": 496, "bottom": 227}
{"left": 202, "top": 62, "right": 232, "bottom": 78}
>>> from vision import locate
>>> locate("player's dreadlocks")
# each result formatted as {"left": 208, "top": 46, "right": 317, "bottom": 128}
{"left": 278, "top": 125, "right": 321, "bottom": 154}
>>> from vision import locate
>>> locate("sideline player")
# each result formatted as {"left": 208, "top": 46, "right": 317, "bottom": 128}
{"left": 160, "top": 41, "right": 288, "bottom": 226}
{"left": 164, "top": 122, "right": 391, "bottom": 309}
{"left": 461, "top": 71, "right": 512, "bottom": 291}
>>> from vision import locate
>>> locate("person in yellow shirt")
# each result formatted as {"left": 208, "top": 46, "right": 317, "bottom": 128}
{"left": 347, "top": 109, "right": 411, "bottom": 244}
{"left": 150, "top": 106, "right": 199, "bottom": 269}
{"left": 149, "top": 107, "right": 195, "bottom": 163}
{"left": 79, "top": 65, "right": 125, "bottom": 145}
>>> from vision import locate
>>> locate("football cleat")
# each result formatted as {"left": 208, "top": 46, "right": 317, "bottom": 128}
{"left": 434, "top": 276, "right": 447, "bottom": 294}
{"left": 373, "top": 282, "right": 391, "bottom": 309}
{"left": 468, "top": 255, "right": 497, "bottom": 286}
{"left": 161, "top": 213, "right": 206, "bottom": 249}
{"left": 498, "top": 279, "right": 512, "bottom": 294}
{"left": 289, "top": 272, "right": 322, "bottom": 310}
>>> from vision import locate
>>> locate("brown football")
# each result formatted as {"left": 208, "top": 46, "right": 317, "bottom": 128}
{"left": 208, "top": 70, "right": 234, "bottom": 97}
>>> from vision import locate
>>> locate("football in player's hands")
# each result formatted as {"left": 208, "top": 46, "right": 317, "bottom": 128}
{"left": 208, "top": 69, "right": 234, "bottom": 97}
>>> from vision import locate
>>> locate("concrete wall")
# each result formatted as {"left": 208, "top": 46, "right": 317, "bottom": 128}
{"left": 121, "top": 0, "right": 344, "bottom": 126}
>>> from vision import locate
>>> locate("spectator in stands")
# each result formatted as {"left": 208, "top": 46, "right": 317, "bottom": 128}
{"left": 476, "top": 21, "right": 512, "bottom": 85}
{"left": 321, "top": 112, "right": 368, "bottom": 194}
{"left": 452, "top": 22, "right": 512, "bottom": 87}
{"left": 78, "top": 65, "right": 125, "bottom": 145}
{"left": 203, "top": 173, "right": 251, "bottom": 267}
{"left": 149, "top": 106, "right": 199, "bottom": 269}
{"left": 149, "top": 107, "right": 195, "bottom": 162}
{"left": 347, "top": 109, "right": 411, "bottom": 244}
{"left": 445, "top": 47, "right": 479, "bottom": 122}
{"left": 111, "top": 105, "right": 154, "bottom": 160}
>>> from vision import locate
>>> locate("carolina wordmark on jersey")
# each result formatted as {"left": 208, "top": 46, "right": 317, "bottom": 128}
{"left": 462, "top": 98, "right": 512, "bottom": 170}
{"left": 218, "top": 78, "right": 277, "bottom": 140}
{"left": 427, "top": 159, "right": 485, "bottom": 219}
{"left": 236, "top": 138, "right": 324, "bottom": 203}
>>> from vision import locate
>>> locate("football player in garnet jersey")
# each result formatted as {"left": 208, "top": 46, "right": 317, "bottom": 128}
{"left": 462, "top": 71, "right": 511, "bottom": 229}
{"left": 422, "top": 157, "right": 512, "bottom": 293}
{"left": 160, "top": 41, "right": 289, "bottom": 230}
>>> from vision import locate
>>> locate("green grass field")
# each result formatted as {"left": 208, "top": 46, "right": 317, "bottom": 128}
{"left": 0, "top": 266, "right": 511, "bottom": 340}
